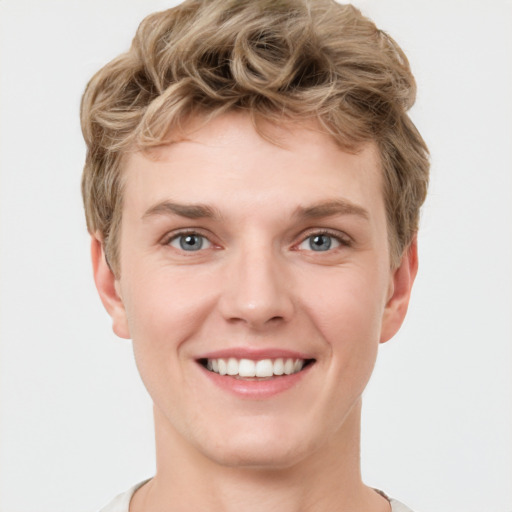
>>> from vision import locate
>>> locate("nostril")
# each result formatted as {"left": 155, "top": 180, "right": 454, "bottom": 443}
{"left": 225, "top": 314, "right": 285, "bottom": 326}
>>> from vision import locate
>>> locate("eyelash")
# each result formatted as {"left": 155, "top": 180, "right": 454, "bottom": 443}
{"left": 164, "top": 229, "right": 214, "bottom": 251}
{"left": 295, "top": 229, "right": 352, "bottom": 252}
{"left": 162, "top": 228, "right": 351, "bottom": 253}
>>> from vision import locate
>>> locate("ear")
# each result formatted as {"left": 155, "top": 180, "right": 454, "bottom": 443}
{"left": 91, "top": 235, "right": 131, "bottom": 339}
{"left": 379, "top": 236, "right": 419, "bottom": 344}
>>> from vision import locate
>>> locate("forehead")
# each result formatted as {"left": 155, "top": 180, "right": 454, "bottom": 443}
{"left": 122, "top": 113, "right": 384, "bottom": 214}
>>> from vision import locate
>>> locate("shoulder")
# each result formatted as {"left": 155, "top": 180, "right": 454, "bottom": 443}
{"left": 390, "top": 498, "right": 417, "bottom": 512}
{"left": 98, "top": 480, "right": 150, "bottom": 512}
{"left": 375, "top": 489, "right": 418, "bottom": 512}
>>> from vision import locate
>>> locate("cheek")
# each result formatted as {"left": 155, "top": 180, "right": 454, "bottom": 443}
{"left": 121, "top": 266, "right": 217, "bottom": 357}
{"left": 300, "top": 267, "right": 387, "bottom": 397}
{"left": 120, "top": 271, "right": 214, "bottom": 418}
{"left": 304, "top": 268, "right": 387, "bottom": 342}
{"left": 290, "top": 270, "right": 386, "bottom": 435}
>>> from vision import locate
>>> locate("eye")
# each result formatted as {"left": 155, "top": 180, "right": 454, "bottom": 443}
{"left": 168, "top": 233, "right": 212, "bottom": 252}
{"left": 297, "top": 233, "right": 343, "bottom": 252}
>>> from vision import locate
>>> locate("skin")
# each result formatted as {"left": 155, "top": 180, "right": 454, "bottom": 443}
{"left": 92, "top": 112, "right": 417, "bottom": 512}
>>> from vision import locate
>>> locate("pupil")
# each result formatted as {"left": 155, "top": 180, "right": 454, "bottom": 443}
{"left": 180, "top": 235, "right": 203, "bottom": 251}
{"left": 311, "top": 235, "right": 331, "bottom": 251}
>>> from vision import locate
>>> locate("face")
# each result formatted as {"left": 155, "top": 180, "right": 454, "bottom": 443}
{"left": 93, "top": 112, "right": 416, "bottom": 469}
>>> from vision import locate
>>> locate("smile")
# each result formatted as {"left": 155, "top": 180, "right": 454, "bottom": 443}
{"left": 202, "top": 357, "right": 313, "bottom": 378}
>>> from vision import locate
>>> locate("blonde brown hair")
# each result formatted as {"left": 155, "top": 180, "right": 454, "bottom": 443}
{"left": 81, "top": 0, "right": 429, "bottom": 275}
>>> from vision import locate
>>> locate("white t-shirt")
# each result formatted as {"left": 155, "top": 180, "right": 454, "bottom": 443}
{"left": 99, "top": 480, "right": 417, "bottom": 512}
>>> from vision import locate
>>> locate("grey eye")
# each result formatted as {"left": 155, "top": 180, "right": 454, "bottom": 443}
{"left": 309, "top": 234, "right": 332, "bottom": 251}
{"left": 298, "top": 234, "right": 341, "bottom": 252}
{"left": 170, "top": 234, "right": 211, "bottom": 251}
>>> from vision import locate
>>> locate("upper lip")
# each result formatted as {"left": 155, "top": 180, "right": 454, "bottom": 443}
{"left": 196, "top": 348, "right": 315, "bottom": 361}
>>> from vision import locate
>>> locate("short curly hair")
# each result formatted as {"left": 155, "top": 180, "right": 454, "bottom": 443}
{"left": 81, "top": 0, "right": 429, "bottom": 276}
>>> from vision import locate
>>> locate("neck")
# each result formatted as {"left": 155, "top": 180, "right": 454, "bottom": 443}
{"left": 131, "top": 400, "right": 389, "bottom": 512}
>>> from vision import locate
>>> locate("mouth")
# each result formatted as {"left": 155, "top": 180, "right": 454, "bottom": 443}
{"left": 198, "top": 357, "right": 316, "bottom": 380}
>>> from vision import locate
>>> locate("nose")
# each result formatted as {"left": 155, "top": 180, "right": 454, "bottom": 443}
{"left": 218, "top": 243, "right": 295, "bottom": 329}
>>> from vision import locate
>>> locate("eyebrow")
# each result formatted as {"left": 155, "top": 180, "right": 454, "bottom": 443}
{"left": 294, "top": 199, "right": 369, "bottom": 221}
{"left": 142, "top": 199, "right": 369, "bottom": 222}
{"left": 142, "top": 201, "right": 221, "bottom": 220}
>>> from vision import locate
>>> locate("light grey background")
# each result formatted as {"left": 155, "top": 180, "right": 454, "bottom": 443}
{"left": 0, "top": 1, "right": 511, "bottom": 511}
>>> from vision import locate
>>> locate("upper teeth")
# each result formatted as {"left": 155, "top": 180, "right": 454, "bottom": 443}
{"left": 206, "top": 358, "right": 305, "bottom": 377}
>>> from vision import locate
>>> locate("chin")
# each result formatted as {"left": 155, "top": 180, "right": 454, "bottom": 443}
{"left": 204, "top": 442, "right": 310, "bottom": 470}
{"left": 194, "top": 418, "right": 322, "bottom": 470}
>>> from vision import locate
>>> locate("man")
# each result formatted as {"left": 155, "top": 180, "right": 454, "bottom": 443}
{"left": 81, "top": 1, "right": 429, "bottom": 510}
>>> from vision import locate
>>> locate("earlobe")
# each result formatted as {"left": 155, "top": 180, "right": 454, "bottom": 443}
{"left": 91, "top": 235, "right": 131, "bottom": 339}
{"left": 379, "top": 236, "right": 419, "bottom": 344}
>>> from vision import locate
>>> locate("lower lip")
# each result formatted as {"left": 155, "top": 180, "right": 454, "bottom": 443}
{"left": 198, "top": 363, "right": 313, "bottom": 399}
